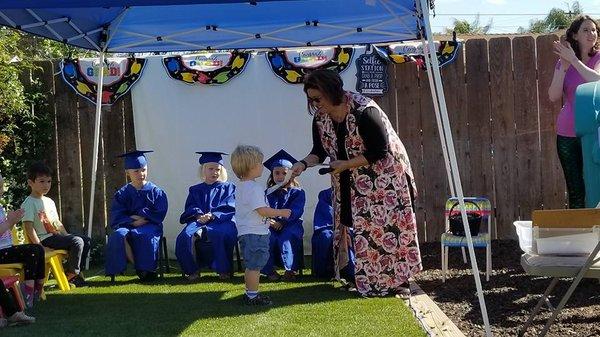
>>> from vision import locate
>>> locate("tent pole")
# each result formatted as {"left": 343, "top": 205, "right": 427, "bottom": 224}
{"left": 417, "top": 0, "right": 492, "bottom": 335}
{"left": 419, "top": 39, "right": 456, "bottom": 197}
{"left": 85, "top": 51, "right": 105, "bottom": 270}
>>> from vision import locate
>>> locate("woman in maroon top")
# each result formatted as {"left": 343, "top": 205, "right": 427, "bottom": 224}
{"left": 292, "top": 69, "right": 421, "bottom": 297}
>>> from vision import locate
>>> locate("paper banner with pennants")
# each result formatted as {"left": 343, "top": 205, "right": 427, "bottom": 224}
{"left": 266, "top": 47, "right": 354, "bottom": 84}
{"left": 61, "top": 57, "right": 146, "bottom": 106}
{"left": 375, "top": 40, "right": 461, "bottom": 69}
{"left": 162, "top": 51, "right": 250, "bottom": 85}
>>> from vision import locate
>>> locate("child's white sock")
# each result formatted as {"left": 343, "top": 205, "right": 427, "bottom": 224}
{"left": 246, "top": 290, "right": 258, "bottom": 299}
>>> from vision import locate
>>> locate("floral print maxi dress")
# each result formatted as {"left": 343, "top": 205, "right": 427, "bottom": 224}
{"left": 314, "top": 92, "right": 422, "bottom": 296}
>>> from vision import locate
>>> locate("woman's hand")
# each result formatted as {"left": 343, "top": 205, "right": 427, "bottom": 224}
{"left": 329, "top": 160, "right": 349, "bottom": 174}
{"left": 553, "top": 41, "right": 577, "bottom": 66}
{"left": 291, "top": 161, "right": 306, "bottom": 177}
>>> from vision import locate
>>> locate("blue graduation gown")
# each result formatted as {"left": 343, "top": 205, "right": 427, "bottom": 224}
{"left": 261, "top": 187, "right": 305, "bottom": 275}
{"left": 105, "top": 182, "right": 168, "bottom": 275}
{"left": 175, "top": 181, "right": 237, "bottom": 275}
{"left": 311, "top": 188, "right": 355, "bottom": 280}
{"left": 311, "top": 188, "right": 335, "bottom": 278}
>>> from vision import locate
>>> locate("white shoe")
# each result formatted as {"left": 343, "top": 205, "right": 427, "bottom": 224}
{"left": 7, "top": 311, "right": 35, "bottom": 325}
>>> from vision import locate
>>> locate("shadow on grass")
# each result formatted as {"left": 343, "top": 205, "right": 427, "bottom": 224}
{"left": 4, "top": 278, "right": 357, "bottom": 337}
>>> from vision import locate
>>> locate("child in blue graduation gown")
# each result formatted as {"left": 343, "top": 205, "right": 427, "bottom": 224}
{"left": 105, "top": 150, "right": 168, "bottom": 281}
{"left": 261, "top": 149, "right": 306, "bottom": 281}
{"left": 311, "top": 187, "right": 335, "bottom": 279}
{"left": 176, "top": 152, "right": 237, "bottom": 281}
{"left": 311, "top": 186, "right": 356, "bottom": 283}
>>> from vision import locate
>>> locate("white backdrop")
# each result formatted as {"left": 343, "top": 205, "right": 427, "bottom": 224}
{"left": 131, "top": 48, "right": 363, "bottom": 255}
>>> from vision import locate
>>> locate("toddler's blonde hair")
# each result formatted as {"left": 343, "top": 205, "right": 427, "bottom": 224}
{"left": 231, "top": 145, "right": 263, "bottom": 179}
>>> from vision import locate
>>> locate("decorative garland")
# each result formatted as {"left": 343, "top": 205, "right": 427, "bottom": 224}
{"left": 61, "top": 58, "right": 146, "bottom": 106}
{"left": 266, "top": 47, "right": 354, "bottom": 84}
{"left": 382, "top": 40, "right": 461, "bottom": 69}
{"left": 162, "top": 51, "right": 251, "bottom": 85}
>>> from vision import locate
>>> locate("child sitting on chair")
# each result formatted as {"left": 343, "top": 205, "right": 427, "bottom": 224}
{"left": 261, "top": 149, "right": 306, "bottom": 281}
{"left": 0, "top": 172, "right": 45, "bottom": 308}
{"left": 105, "top": 150, "right": 168, "bottom": 281}
{"left": 176, "top": 151, "right": 237, "bottom": 281}
{"left": 21, "top": 162, "right": 90, "bottom": 288}
{"left": 230, "top": 145, "right": 291, "bottom": 305}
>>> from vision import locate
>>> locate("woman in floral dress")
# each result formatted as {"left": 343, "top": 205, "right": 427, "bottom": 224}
{"left": 292, "top": 69, "right": 421, "bottom": 297}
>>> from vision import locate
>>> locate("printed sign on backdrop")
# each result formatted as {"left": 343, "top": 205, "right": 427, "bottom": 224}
{"left": 162, "top": 51, "right": 250, "bottom": 85}
{"left": 355, "top": 52, "right": 388, "bottom": 96}
{"left": 61, "top": 57, "right": 146, "bottom": 105}
{"left": 266, "top": 47, "right": 354, "bottom": 84}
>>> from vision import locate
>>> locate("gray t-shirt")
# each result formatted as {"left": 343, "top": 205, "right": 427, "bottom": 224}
{"left": 235, "top": 180, "right": 269, "bottom": 236}
{"left": 21, "top": 195, "right": 61, "bottom": 241}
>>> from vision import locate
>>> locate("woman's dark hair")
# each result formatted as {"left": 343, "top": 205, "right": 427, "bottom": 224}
{"left": 303, "top": 69, "right": 345, "bottom": 115}
{"left": 566, "top": 15, "right": 600, "bottom": 60}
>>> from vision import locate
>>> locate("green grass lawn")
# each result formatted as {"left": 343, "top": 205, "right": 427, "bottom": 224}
{"left": 4, "top": 266, "right": 426, "bottom": 337}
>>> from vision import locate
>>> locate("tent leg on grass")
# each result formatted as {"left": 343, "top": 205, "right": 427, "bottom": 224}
{"left": 85, "top": 50, "right": 105, "bottom": 270}
{"left": 417, "top": 0, "right": 492, "bottom": 335}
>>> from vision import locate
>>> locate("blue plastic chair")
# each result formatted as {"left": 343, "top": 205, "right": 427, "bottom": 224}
{"left": 441, "top": 197, "right": 493, "bottom": 282}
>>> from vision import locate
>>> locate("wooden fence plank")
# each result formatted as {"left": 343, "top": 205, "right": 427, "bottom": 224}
{"left": 52, "top": 61, "right": 84, "bottom": 233}
{"left": 374, "top": 63, "right": 398, "bottom": 131}
{"left": 78, "top": 98, "right": 107, "bottom": 239}
{"left": 33, "top": 61, "right": 60, "bottom": 212}
{"left": 395, "top": 63, "right": 426, "bottom": 241}
{"left": 489, "top": 37, "right": 517, "bottom": 238}
{"left": 420, "top": 69, "right": 450, "bottom": 240}
{"left": 513, "top": 36, "right": 543, "bottom": 222}
{"left": 441, "top": 45, "right": 469, "bottom": 195}
{"left": 103, "top": 99, "right": 127, "bottom": 225}
{"left": 465, "top": 39, "right": 494, "bottom": 198}
{"left": 537, "top": 34, "right": 567, "bottom": 210}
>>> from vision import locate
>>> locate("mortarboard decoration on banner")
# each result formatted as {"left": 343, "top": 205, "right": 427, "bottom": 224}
{"left": 266, "top": 46, "right": 354, "bottom": 84}
{"left": 61, "top": 57, "right": 146, "bottom": 106}
{"left": 382, "top": 40, "right": 461, "bottom": 69}
{"left": 162, "top": 51, "right": 250, "bottom": 85}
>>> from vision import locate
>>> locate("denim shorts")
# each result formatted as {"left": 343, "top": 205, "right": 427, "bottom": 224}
{"left": 238, "top": 233, "right": 270, "bottom": 271}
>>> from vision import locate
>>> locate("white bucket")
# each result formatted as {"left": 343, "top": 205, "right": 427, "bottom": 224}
{"left": 536, "top": 232, "right": 599, "bottom": 255}
{"left": 513, "top": 221, "right": 533, "bottom": 254}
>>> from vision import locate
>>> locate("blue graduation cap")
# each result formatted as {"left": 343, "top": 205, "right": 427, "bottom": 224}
{"left": 264, "top": 149, "right": 297, "bottom": 171}
{"left": 195, "top": 151, "right": 228, "bottom": 165}
{"left": 117, "top": 150, "right": 153, "bottom": 169}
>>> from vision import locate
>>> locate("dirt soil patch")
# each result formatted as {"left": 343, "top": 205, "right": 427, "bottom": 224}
{"left": 415, "top": 240, "right": 600, "bottom": 336}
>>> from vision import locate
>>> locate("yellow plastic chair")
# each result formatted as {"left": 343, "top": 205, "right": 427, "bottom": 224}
{"left": 0, "top": 227, "right": 25, "bottom": 280}
{"left": 19, "top": 225, "right": 71, "bottom": 292}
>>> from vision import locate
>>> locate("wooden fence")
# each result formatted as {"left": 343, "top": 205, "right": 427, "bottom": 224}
{"left": 28, "top": 34, "right": 566, "bottom": 243}
{"left": 22, "top": 60, "right": 136, "bottom": 240}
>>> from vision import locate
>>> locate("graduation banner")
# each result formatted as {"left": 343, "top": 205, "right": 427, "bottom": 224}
{"left": 378, "top": 40, "right": 461, "bottom": 69}
{"left": 162, "top": 51, "right": 251, "bottom": 85}
{"left": 61, "top": 57, "right": 146, "bottom": 106}
{"left": 266, "top": 47, "right": 354, "bottom": 84}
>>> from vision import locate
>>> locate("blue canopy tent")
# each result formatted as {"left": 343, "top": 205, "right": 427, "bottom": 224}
{"left": 0, "top": 1, "right": 492, "bottom": 334}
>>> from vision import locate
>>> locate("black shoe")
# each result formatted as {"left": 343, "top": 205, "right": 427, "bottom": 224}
{"left": 243, "top": 293, "right": 273, "bottom": 306}
{"left": 137, "top": 271, "right": 158, "bottom": 282}
{"left": 70, "top": 275, "right": 89, "bottom": 287}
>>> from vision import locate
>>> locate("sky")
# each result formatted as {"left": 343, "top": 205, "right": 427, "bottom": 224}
{"left": 430, "top": 0, "right": 600, "bottom": 34}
